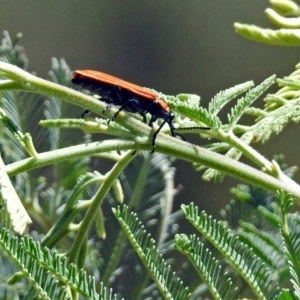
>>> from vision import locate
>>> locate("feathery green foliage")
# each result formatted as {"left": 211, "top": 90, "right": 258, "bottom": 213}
{"left": 209, "top": 81, "right": 255, "bottom": 115}
{"left": 226, "top": 164, "right": 300, "bottom": 299}
{"left": 175, "top": 234, "right": 238, "bottom": 300}
{"left": 234, "top": 0, "right": 300, "bottom": 46}
{"left": 0, "top": 228, "right": 119, "bottom": 300}
{"left": 181, "top": 203, "right": 279, "bottom": 299}
{"left": 1, "top": 3, "right": 300, "bottom": 297}
{"left": 113, "top": 205, "right": 190, "bottom": 300}
{"left": 277, "top": 191, "right": 300, "bottom": 298}
{"left": 227, "top": 75, "right": 275, "bottom": 130}
{"left": 250, "top": 64, "right": 300, "bottom": 143}
{"left": 167, "top": 94, "right": 222, "bottom": 129}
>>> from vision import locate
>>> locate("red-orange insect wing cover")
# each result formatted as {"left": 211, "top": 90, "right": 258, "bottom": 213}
{"left": 71, "top": 69, "right": 184, "bottom": 152}
{"left": 73, "top": 70, "right": 158, "bottom": 101}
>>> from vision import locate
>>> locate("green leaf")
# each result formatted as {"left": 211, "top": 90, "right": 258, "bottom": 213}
{"left": 113, "top": 205, "right": 190, "bottom": 300}
{"left": 277, "top": 288, "right": 298, "bottom": 300}
{"left": 227, "top": 75, "right": 275, "bottom": 130}
{"left": 234, "top": 23, "right": 300, "bottom": 46}
{"left": 209, "top": 81, "right": 254, "bottom": 115}
{"left": 265, "top": 7, "right": 300, "bottom": 29}
{"left": 182, "top": 203, "right": 279, "bottom": 300}
{"left": 166, "top": 95, "right": 222, "bottom": 128}
{"left": 0, "top": 229, "right": 119, "bottom": 300}
{"left": 0, "top": 156, "right": 31, "bottom": 234}
{"left": 276, "top": 191, "right": 300, "bottom": 298}
{"left": 175, "top": 234, "right": 238, "bottom": 300}
{"left": 270, "top": 0, "right": 300, "bottom": 17}
{"left": 0, "top": 31, "right": 28, "bottom": 69}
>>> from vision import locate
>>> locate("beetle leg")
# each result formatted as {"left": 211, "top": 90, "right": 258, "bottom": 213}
{"left": 81, "top": 109, "right": 90, "bottom": 118}
{"left": 108, "top": 98, "right": 146, "bottom": 124}
{"left": 175, "top": 132, "right": 186, "bottom": 141}
{"left": 109, "top": 105, "right": 125, "bottom": 122}
{"left": 151, "top": 119, "right": 168, "bottom": 153}
{"left": 148, "top": 115, "right": 158, "bottom": 128}
{"left": 140, "top": 113, "right": 147, "bottom": 124}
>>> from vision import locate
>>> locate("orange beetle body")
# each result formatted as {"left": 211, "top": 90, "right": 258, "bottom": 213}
{"left": 72, "top": 70, "right": 182, "bottom": 152}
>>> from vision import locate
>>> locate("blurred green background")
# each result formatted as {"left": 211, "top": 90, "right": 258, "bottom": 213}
{"left": 1, "top": 0, "right": 299, "bottom": 215}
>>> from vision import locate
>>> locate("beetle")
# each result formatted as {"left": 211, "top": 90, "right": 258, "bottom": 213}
{"left": 72, "top": 70, "right": 185, "bottom": 152}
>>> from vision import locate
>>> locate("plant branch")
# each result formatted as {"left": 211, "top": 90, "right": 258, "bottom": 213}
{"left": 1, "top": 62, "right": 300, "bottom": 202}
{"left": 67, "top": 151, "right": 135, "bottom": 264}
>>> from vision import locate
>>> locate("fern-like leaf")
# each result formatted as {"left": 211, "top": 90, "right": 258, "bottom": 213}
{"left": 44, "top": 57, "right": 72, "bottom": 151}
{"left": 227, "top": 75, "right": 275, "bottom": 130}
{"left": 234, "top": 23, "right": 300, "bottom": 46}
{"left": 254, "top": 97, "right": 300, "bottom": 143}
{"left": 265, "top": 6, "right": 300, "bottom": 29}
{"left": 250, "top": 68, "right": 300, "bottom": 143}
{"left": 277, "top": 288, "right": 298, "bottom": 300}
{"left": 277, "top": 191, "right": 300, "bottom": 298}
{"left": 113, "top": 205, "right": 190, "bottom": 300}
{"left": 269, "top": 0, "right": 300, "bottom": 17}
{"left": 0, "top": 31, "right": 44, "bottom": 156}
{"left": 44, "top": 58, "right": 91, "bottom": 189}
{"left": 220, "top": 199, "right": 256, "bottom": 229}
{"left": 175, "top": 234, "right": 238, "bottom": 300}
{"left": 0, "top": 229, "right": 119, "bottom": 300}
{"left": 166, "top": 95, "right": 222, "bottom": 128}
{"left": 96, "top": 153, "right": 181, "bottom": 299}
{"left": 0, "top": 230, "right": 70, "bottom": 299}
{"left": 238, "top": 223, "right": 286, "bottom": 281}
{"left": 182, "top": 203, "right": 279, "bottom": 300}
{"left": 0, "top": 31, "right": 28, "bottom": 69}
{"left": 209, "top": 81, "right": 254, "bottom": 115}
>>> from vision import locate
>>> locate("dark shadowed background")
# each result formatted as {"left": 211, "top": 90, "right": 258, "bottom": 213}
{"left": 1, "top": 1, "right": 300, "bottom": 216}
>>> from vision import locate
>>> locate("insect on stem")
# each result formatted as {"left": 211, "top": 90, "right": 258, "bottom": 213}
{"left": 72, "top": 70, "right": 209, "bottom": 152}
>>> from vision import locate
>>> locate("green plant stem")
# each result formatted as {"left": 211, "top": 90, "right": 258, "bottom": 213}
{"left": 5, "top": 139, "right": 139, "bottom": 176}
{"left": 42, "top": 175, "right": 105, "bottom": 248}
{"left": 4, "top": 129, "right": 300, "bottom": 202}
{"left": 67, "top": 151, "right": 134, "bottom": 264}
{"left": 156, "top": 134, "right": 300, "bottom": 201}
{"left": 1, "top": 62, "right": 300, "bottom": 202}
{"left": 5, "top": 134, "right": 300, "bottom": 203}
{"left": 218, "top": 130, "right": 272, "bottom": 170}
{"left": 4, "top": 121, "right": 300, "bottom": 203}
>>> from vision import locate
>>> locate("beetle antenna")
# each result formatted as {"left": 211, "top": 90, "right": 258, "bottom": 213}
{"left": 179, "top": 126, "right": 210, "bottom": 131}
